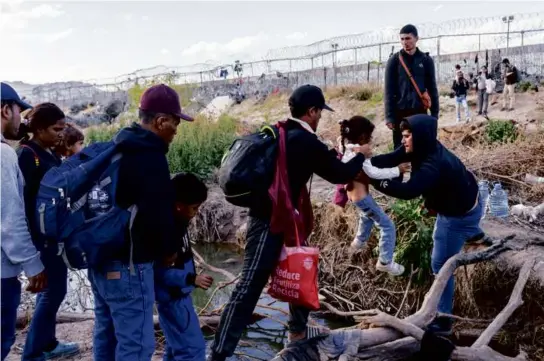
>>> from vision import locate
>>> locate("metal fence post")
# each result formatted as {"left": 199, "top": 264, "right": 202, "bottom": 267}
{"left": 436, "top": 36, "right": 441, "bottom": 84}
{"left": 377, "top": 44, "right": 382, "bottom": 85}
{"left": 323, "top": 67, "right": 327, "bottom": 89}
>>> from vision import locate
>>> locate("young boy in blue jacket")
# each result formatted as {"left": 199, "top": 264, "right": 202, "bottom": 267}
{"left": 155, "top": 172, "right": 214, "bottom": 361}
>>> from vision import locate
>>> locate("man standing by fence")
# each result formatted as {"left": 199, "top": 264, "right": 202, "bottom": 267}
{"left": 384, "top": 24, "right": 439, "bottom": 149}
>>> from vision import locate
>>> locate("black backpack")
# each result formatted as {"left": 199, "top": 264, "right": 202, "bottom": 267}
{"left": 218, "top": 124, "right": 279, "bottom": 208}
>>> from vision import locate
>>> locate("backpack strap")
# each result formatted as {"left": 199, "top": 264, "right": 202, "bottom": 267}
{"left": 19, "top": 144, "right": 40, "bottom": 167}
{"left": 399, "top": 53, "right": 425, "bottom": 102}
{"left": 128, "top": 204, "right": 138, "bottom": 276}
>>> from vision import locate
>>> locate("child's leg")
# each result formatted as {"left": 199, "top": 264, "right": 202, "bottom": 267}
{"left": 351, "top": 208, "right": 374, "bottom": 249}
{"left": 353, "top": 195, "right": 405, "bottom": 276}
{"left": 157, "top": 296, "right": 206, "bottom": 361}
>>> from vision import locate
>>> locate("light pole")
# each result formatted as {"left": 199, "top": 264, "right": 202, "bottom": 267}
{"left": 502, "top": 15, "right": 514, "bottom": 57}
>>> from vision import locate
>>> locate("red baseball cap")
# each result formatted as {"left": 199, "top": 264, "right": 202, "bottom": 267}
{"left": 139, "top": 84, "right": 194, "bottom": 122}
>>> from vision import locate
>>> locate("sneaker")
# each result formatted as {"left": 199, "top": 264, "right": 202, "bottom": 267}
{"left": 466, "top": 232, "right": 494, "bottom": 246}
{"left": 43, "top": 342, "right": 80, "bottom": 360}
{"left": 375, "top": 260, "right": 405, "bottom": 276}
{"left": 477, "top": 112, "right": 482, "bottom": 116}
{"left": 509, "top": 108, "right": 514, "bottom": 111}
{"left": 350, "top": 238, "right": 367, "bottom": 250}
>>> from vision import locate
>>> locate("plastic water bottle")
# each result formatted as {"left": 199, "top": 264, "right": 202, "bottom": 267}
{"left": 489, "top": 182, "right": 509, "bottom": 218}
{"left": 87, "top": 184, "right": 111, "bottom": 217}
{"left": 478, "top": 180, "right": 490, "bottom": 219}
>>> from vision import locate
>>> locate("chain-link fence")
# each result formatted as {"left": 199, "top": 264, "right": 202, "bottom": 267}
{"left": 27, "top": 13, "right": 544, "bottom": 110}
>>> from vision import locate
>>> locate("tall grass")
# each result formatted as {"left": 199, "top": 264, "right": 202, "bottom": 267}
{"left": 84, "top": 115, "right": 238, "bottom": 179}
{"left": 127, "top": 81, "right": 196, "bottom": 111}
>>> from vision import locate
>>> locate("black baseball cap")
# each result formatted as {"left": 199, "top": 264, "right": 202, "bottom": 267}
{"left": 289, "top": 85, "right": 334, "bottom": 112}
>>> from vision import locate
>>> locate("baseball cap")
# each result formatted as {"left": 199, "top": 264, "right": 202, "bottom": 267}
{"left": 139, "top": 84, "right": 194, "bottom": 122}
{"left": 1, "top": 82, "right": 32, "bottom": 111}
{"left": 289, "top": 85, "right": 334, "bottom": 113}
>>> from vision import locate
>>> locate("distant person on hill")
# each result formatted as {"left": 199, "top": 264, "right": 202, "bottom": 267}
{"left": 368, "top": 114, "right": 485, "bottom": 336}
{"left": 501, "top": 58, "right": 518, "bottom": 111}
{"left": 155, "top": 173, "right": 213, "bottom": 361}
{"left": 336, "top": 116, "right": 410, "bottom": 276}
{"left": 384, "top": 24, "right": 439, "bottom": 149}
{"left": 208, "top": 85, "right": 368, "bottom": 361}
{"left": 451, "top": 71, "right": 471, "bottom": 122}
{"left": 475, "top": 66, "right": 491, "bottom": 119}
{"left": 1, "top": 82, "right": 47, "bottom": 361}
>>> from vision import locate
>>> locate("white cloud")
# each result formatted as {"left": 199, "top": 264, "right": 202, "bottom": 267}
{"left": 181, "top": 33, "right": 268, "bottom": 61}
{"left": 0, "top": 3, "right": 64, "bottom": 31}
{"left": 433, "top": 5, "right": 444, "bottom": 12}
{"left": 93, "top": 28, "right": 108, "bottom": 36}
{"left": 45, "top": 28, "right": 73, "bottom": 43}
{"left": 141, "top": 15, "right": 149, "bottom": 21}
{"left": 123, "top": 13, "right": 133, "bottom": 21}
{"left": 285, "top": 32, "right": 307, "bottom": 41}
{"left": 161, "top": 48, "right": 170, "bottom": 55}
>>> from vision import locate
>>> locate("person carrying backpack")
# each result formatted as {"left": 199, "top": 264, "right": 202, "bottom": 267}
{"left": 384, "top": 24, "right": 439, "bottom": 148}
{"left": 88, "top": 84, "right": 194, "bottom": 361}
{"left": 209, "top": 85, "right": 367, "bottom": 361}
{"left": 1, "top": 83, "right": 47, "bottom": 361}
{"left": 16, "top": 103, "right": 82, "bottom": 361}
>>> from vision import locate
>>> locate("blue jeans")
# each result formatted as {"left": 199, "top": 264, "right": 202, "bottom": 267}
{"left": 354, "top": 195, "right": 396, "bottom": 264}
{"left": 432, "top": 197, "right": 483, "bottom": 317}
{"left": 23, "top": 247, "right": 68, "bottom": 361}
{"left": 158, "top": 296, "right": 206, "bottom": 361}
{"left": 88, "top": 261, "right": 155, "bottom": 361}
{"left": 1, "top": 277, "right": 21, "bottom": 361}
{"left": 455, "top": 95, "right": 470, "bottom": 121}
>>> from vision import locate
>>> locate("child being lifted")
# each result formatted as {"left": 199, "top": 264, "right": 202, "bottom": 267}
{"left": 337, "top": 116, "right": 410, "bottom": 276}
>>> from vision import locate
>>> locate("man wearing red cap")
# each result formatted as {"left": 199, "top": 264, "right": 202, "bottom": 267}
{"left": 88, "top": 84, "right": 193, "bottom": 361}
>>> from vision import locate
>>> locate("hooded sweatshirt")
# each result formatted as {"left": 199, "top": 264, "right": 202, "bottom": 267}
{"left": 370, "top": 115, "right": 478, "bottom": 217}
{"left": 112, "top": 123, "right": 178, "bottom": 264}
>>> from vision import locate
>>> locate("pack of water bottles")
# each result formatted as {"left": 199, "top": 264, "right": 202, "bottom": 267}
{"left": 478, "top": 180, "right": 509, "bottom": 219}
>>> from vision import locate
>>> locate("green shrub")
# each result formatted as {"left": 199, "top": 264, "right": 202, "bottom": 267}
{"left": 83, "top": 115, "right": 238, "bottom": 179}
{"left": 167, "top": 114, "right": 238, "bottom": 178}
{"left": 387, "top": 198, "right": 435, "bottom": 284}
{"left": 485, "top": 119, "right": 518, "bottom": 144}
{"left": 518, "top": 81, "right": 532, "bottom": 93}
{"left": 354, "top": 88, "right": 373, "bottom": 101}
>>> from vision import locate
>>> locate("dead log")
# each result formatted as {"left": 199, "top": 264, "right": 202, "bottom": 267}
{"left": 273, "top": 236, "right": 543, "bottom": 361}
{"left": 15, "top": 311, "right": 265, "bottom": 333}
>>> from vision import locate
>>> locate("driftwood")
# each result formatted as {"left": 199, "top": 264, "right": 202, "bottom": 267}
{"left": 274, "top": 235, "right": 544, "bottom": 361}
{"left": 15, "top": 310, "right": 265, "bottom": 333}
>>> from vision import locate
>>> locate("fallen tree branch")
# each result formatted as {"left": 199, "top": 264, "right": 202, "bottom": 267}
{"left": 472, "top": 259, "right": 535, "bottom": 348}
{"left": 320, "top": 301, "right": 379, "bottom": 317}
{"left": 193, "top": 249, "right": 237, "bottom": 281}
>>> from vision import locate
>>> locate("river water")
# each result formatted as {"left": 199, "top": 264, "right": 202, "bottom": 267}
{"left": 48, "top": 243, "right": 347, "bottom": 360}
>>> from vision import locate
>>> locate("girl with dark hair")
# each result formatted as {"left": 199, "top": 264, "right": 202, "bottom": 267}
{"left": 337, "top": 116, "right": 410, "bottom": 276}
{"left": 55, "top": 123, "right": 84, "bottom": 159}
{"left": 16, "top": 103, "right": 81, "bottom": 360}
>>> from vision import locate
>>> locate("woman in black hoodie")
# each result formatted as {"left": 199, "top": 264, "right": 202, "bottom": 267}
{"left": 17, "top": 103, "right": 81, "bottom": 360}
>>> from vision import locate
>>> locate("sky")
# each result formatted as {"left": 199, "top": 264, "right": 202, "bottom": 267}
{"left": 1, "top": 0, "right": 544, "bottom": 84}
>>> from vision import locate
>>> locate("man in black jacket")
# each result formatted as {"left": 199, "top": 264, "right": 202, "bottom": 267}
{"left": 209, "top": 85, "right": 366, "bottom": 361}
{"left": 384, "top": 24, "right": 439, "bottom": 148}
{"left": 89, "top": 84, "right": 194, "bottom": 361}
{"left": 370, "top": 114, "right": 483, "bottom": 335}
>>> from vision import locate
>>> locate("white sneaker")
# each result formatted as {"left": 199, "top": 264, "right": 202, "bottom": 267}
{"left": 350, "top": 238, "right": 367, "bottom": 250}
{"left": 376, "top": 260, "right": 405, "bottom": 276}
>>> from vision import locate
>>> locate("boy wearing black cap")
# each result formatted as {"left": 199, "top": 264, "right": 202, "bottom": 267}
{"left": 88, "top": 84, "right": 194, "bottom": 361}
{"left": 384, "top": 24, "right": 439, "bottom": 148}
{"left": 209, "top": 85, "right": 367, "bottom": 361}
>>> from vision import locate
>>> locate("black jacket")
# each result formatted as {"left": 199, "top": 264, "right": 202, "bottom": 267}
{"left": 250, "top": 119, "right": 365, "bottom": 218}
{"left": 384, "top": 49, "right": 439, "bottom": 125}
{"left": 452, "top": 79, "right": 470, "bottom": 97}
{"left": 17, "top": 141, "right": 62, "bottom": 245}
{"left": 113, "top": 123, "right": 178, "bottom": 264}
{"left": 370, "top": 115, "right": 478, "bottom": 217}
